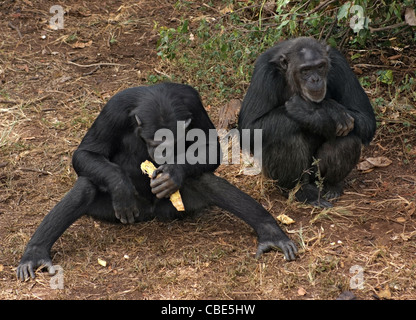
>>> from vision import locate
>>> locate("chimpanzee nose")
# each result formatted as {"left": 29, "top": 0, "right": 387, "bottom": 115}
{"left": 311, "top": 75, "right": 320, "bottom": 82}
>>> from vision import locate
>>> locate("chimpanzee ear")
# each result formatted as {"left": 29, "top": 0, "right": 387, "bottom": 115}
{"left": 270, "top": 53, "right": 288, "bottom": 71}
{"left": 279, "top": 54, "right": 288, "bottom": 70}
{"left": 184, "top": 118, "right": 191, "bottom": 129}
{"left": 134, "top": 114, "right": 142, "bottom": 127}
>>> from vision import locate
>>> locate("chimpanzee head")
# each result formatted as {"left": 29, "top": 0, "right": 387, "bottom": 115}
{"left": 132, "top": 91, "right": 192, "bottom": 161}
{"left": 272, "top": 37, "right": 330, "bottom": 103}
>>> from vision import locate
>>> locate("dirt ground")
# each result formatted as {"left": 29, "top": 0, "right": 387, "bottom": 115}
{"left": 1, "top": 0, "right": 416, "bottom": 300}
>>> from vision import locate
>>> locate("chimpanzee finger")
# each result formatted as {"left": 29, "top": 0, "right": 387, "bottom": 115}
{"left": 17, "top": 262, "right": 35, "bottom": 281}
{"left": 152, "top": 181, "right": 176, "bottom": 198}
{"left": 126, "top": 209, "right": 136, "bottom": 224}
{"left": 114, "top": 207, "right": 134, "bottom": 224}
{"left": 114, "top": 209, "right": 126, "bottom": 224}
{"left": 151, "top": 166, "right": 166, "bottom": 180}
{"left": 339, "top": 125, "right": 349, "bottom": 137}
{"left": 255, "top": 242, "right": 277, "bottom": 259}
{"left": 150, "top": 173, "right": 170, "bottom": 188}
{"left": 283, "top": 241, "right": 298, "bottom": 261}
{"left": 336, "top": 123, "right": 344, "bottom": 136}
{"left": 347, "top": 114, "right": 355, "bottom": 131}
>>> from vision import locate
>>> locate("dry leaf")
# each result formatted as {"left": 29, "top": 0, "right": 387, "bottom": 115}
{"left": 16, "top": 64, "right": 29, "bottom": 73}
{"left": 388, "top": 54, "right": 402, "bottom": 60}
{"left": 357, "top": 156, "right": 392, "bottom": 171}
{"left": 357, "top": 160, "right": 374, "bottom": 171}
{"left": 405, "top": 7, "right": 416, "bottom": 26}
{"left": 297, "top": 287, "right": 307, "bottom": 296}
{"left": 276, "top": 214, "right": 295, "bottom": 225}
{"left": 366, "top": 157, "right": 392, "bottom": 167}
{"left": 406, "top": 203, "right": 415, "bottom": 216}
{"left": 71, "top": 40, "right": 93, "bottom": 49}
{"left": 378, "top": 285, "right": 391, "bottom": 299}
{"left": 396, "top": 217, "right": 406, "bottom": 223}
{"left": 220, "top": 4, "right": 233, "bottom": 14}
{"left": 192, "top": 15, "right": 215, "bottom": 23}
{"left": 218, "top": 99, "right": 241, "bottom": 129}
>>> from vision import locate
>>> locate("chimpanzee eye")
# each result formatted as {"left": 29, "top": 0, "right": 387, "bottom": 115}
{"left": 301, "top": 68, "right": 311, "bottom": 77}
{"left": 317, "top": 64, "right": 326, "bottom": 72}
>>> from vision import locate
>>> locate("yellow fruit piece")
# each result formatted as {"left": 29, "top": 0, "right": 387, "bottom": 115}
{"left": 97, "top": 258, "right": 107, "bottom": 267}
{"left": 169, "top": 189, "right": 185, "bottom": 211}
{"left": 140, "top": 160, "right": 157, "bottom": 177}
{"left": 140, "top": 160, "right": 185, "bottom": 211}
{"left": 276, "top": 213, "right": 295, "bottom": 225}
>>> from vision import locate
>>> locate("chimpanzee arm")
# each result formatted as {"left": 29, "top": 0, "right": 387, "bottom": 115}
{"left": 328, "top": 48, "right": 376, "bottom": 144}
{"left": 72, "top": 96, "right": 140, "bottom": 224}
{"left": 150, "top": 85, "right": 221, "bottom": 199}
{"left": 16, "top": 177, "right": 97, "bottom": 280}
{"left": 285, "top": 95, "right": 355, "bottom": 139}
{"left": 239, "top": 50, "right": 287, "bottom": 132}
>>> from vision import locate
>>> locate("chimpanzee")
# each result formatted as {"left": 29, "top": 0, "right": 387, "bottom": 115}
{"left": 17, "top": 82, "right": 297, "bottom": 281}
{"left": 238, "top": 37, "right": 376, "bottom": 208}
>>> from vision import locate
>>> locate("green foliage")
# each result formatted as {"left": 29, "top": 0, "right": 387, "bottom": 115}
{"left": 149, "top": 1, "right": 415, "bottom": 104}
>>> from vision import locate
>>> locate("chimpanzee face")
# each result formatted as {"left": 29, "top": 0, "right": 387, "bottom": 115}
{"left": 295, "top": 47, "right": 329, "bottom": 103}
{"left": 275, "top": 42, "right": 330, "bottom": 103}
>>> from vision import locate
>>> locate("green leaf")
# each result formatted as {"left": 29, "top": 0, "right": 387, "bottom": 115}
{"left": 377, "top": 70, "right": 394, "bottom": 85}
{"left": 337, "top": 2, "right": 351, "bottom": 20}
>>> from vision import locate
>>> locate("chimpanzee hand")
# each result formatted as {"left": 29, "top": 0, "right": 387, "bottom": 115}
{"left": 285, "top": 94, "right": 315, "bottom": 115}
{"left": 323, "top": 99, "right": 355, "bottom": 137}
{"left": 334, "top": 112, "right": 354, "bottom": 137}
{"left": 16, "top": 245, "right": 55, "bottom": 281}
{"left": 111, "top": 181, "right": 139, "bottom": 224}
{"left": 150, "top": 164, "right": 184, "bottom": 199}
{"left": 255, "top": 224, "right": 298, "bottom": 261}
{"left": 256, "top": 238, "right": 298, "bottom": 261}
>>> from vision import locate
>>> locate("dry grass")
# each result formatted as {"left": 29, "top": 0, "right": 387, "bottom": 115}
{"left": 1, "top": 0, "right": 416, "bottom": 300}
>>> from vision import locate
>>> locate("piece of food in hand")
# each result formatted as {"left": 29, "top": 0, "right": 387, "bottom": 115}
{"left": 140, "top": 160, "right": 185, "bottom": 211}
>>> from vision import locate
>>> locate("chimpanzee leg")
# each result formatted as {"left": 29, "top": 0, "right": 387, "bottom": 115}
{"left": 181, "top": 173, "right": 297, "bottom": 260}
{"left": 315, "top": 135, "right": 362, "bottom": 200}
{"left": 263, "top": 130, "right": 332, "bottom": 208}
{"left": 86, "top": 191, "right": 153, "bottom": 222}
{"left": 150, "top": 198, "right": 181, "bottom": 221}
{"left": 263, "top": 133, "right": 311, "bottom": 189}
{"left": 16, "top": 176, "right": 97, "bottom": 280}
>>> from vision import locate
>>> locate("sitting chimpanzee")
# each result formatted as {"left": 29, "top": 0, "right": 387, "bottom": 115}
{"left": 239, "top": 37, "right": 376, "bottom": 208}
{"left": 17, "top": 82, "right": 297, "bottom": 281}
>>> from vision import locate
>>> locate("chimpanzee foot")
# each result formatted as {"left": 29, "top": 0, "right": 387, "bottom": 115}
{"left": 308, "top": 198, "right": 333, "bottom": 208}
{"left": 295, "top": 184, "right": 333, "bottom": 208}
{"left": 255, "top": 239, "right": 298, "bottom": 261}
{"left": 323, "top": 184, "right": 343, "bottom": 201}
{"left": 16, "top": 246, "right": 54, "bottom": 281}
